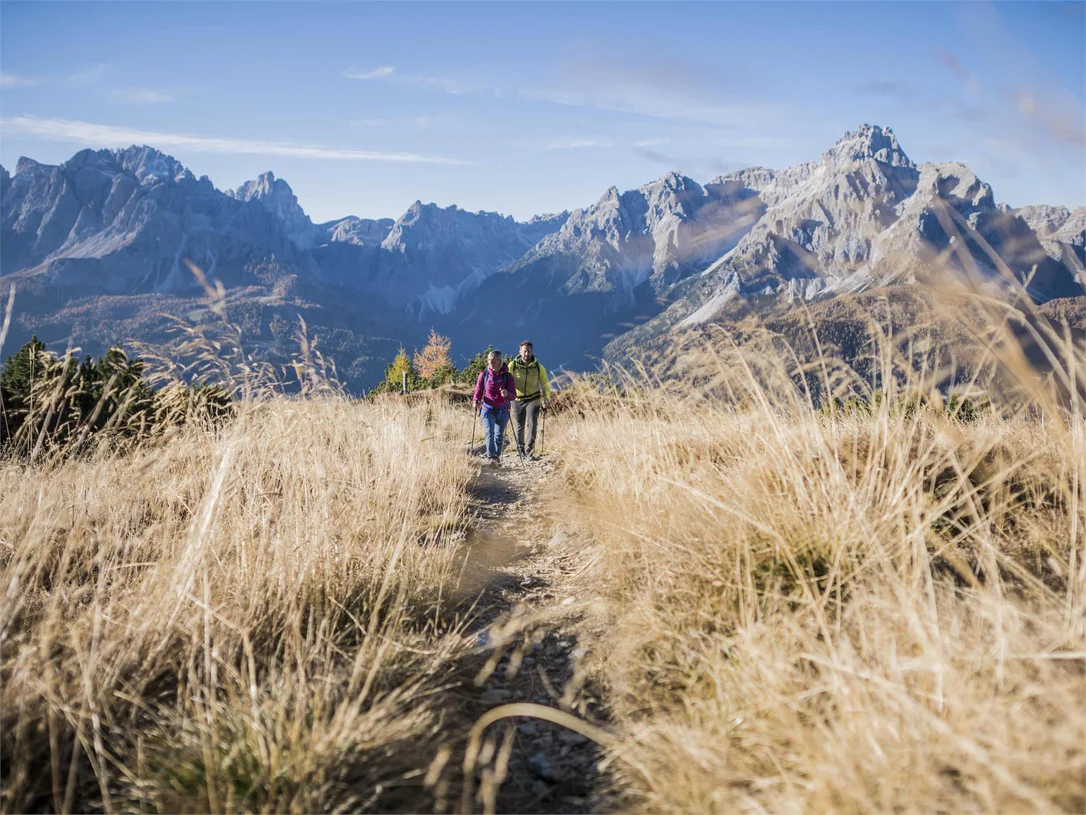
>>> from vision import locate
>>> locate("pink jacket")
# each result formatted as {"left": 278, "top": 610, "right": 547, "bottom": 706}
{"left": 473, "top": 365, "right": 515, "bottom": 409}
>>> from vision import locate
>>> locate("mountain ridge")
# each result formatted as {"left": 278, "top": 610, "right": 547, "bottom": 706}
{"left": 2, "top": 126, "right": 1083, "bottom": 390}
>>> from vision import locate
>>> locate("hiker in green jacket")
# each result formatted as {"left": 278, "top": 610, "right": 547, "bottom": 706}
{"left": 511, "top": 340, "right": 551, "bottom": 461}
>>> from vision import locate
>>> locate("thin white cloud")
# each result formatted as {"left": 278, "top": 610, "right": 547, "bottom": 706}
{"left": 546, "top": 137, "right": 614, "bottom": 150}
{"left": 525, "top": 85, "right": 778, "bottom": 130}
{"left": 343, "top": 65, "right": 395, "bottom": 80}
{"left": 710, "top": 134, "right": 800, "bottom": 150}
{"left": 68, "top": 64, "right": 107, "bottom": 86}
{"left": 343, "top": 66, "right": 481, "bottom": 95}
{"left": 0, "top": 71, "right": 44, "bottom": 89}
{"left": 634, "top": 138, "right": 669, "bottom": 148}
{"left": 402, "top": 73, "right": 480, "bottom": 95}
{"left": 0, "top": 115, "right": 472, "bottom": 165}
{"left": 350, "top": 115, "right": 439, "bottom": 130}
{"left": 340, "top": 54, "right": 782, "bottom": 131}
{"left": 112, "top": 87, "right": 176, "bottom": 104}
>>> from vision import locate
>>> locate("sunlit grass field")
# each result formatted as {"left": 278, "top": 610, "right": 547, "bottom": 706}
{"left": 2, "top": 283, "right": 1084, "bottom": 814}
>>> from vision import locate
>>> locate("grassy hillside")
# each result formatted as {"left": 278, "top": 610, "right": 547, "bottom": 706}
{"left": 0, "top": 395, "right": 481, "bottom": 812}
{"left": 1, "top": 285, "right": 1083, "bottom": 813}
{"left": 550, "top": 392, "right": 1083, "bottom": 812}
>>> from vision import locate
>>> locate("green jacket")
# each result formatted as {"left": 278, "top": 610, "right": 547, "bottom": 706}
{"left": 511, "top": 357, "right": 551, "bottom": 402}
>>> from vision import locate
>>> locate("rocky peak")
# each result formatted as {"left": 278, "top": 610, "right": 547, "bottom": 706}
{"left": 323, "top": 215, "right": 395, "bottom": 246}
{"left": 641, "top": 172, "right": 705, "bottom": 218}
{"left": 15, "top": 156, "right": 45, "bottom": 175}
{"left": 518, "top": 211, "right": 570, "bottom": 247}
{"left": 230, "top": 170, "right": 316, "bottom": 248}
{"left": 709, "top": 167, "right": 775, "bottom": 191}
{"left": 657, "top": 170, "right": 691, "bottom": 189}
{"left": 600, "top": 186, "right": 621, "bottom": 204}
{"left": 1013, "top": 204, "right": 1072, "bottom": 237}
{"left": 524, "top": 211, "right": 569, "bottom": 227}
{"left": 822, "top": 124, "right": 914, "bottom": 169}
{"left": 113, "top": 145, "right": 189, "bottom": 186}
{"left": 231, "top": 171, "right": 297, "bottom": 208}
{"left": 920, "top": 162, "right": 994, "bottom": 209}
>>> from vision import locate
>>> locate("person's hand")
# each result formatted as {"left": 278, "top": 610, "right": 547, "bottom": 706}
{"left": 472, "top": 400, "right": 480, "bottom": 409}
{"left": 500, "top": 388, "right": 509, "bottom": 398}
{"left": 541, "top": 399, "right": 549, "bottom": 410}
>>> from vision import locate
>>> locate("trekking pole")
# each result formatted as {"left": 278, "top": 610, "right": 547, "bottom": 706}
{"left": 469, "top": 403, "right": 478, "bottom": 456}
{"left": 540, "top": 403, "right": 546, "bottom": 456}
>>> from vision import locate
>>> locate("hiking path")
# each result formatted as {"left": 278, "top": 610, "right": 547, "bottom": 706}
{"left": 454, "top": 452, "right": 609, "bottom": 814}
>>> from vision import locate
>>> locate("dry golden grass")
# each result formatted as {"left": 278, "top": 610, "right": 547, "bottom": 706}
{"left": 550, "top": 308, "right": 1086, "bottom": 812}
{"left": 0, "top": 393, "right": 479, "bottom": 813}
{"left": 2, "top": 266, "right": 1084, "bottom": 814}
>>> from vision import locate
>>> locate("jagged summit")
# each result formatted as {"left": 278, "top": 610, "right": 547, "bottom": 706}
{"left": 112, "top": 145, "right": 191, "bottom": 185}
{"left": 10, "top": 146, "right": 193, "bottom": 188}
{"left": 822, "top": 123, "right": 914, "bottom": 168}
{"left": 2, "top": 124, "right": 1081, "bottom": 392}
{"left": 502, "top": 169, "right": 756, "bottom": 301}
{"left": 229, "top": 170, "right": 315, "bottom": 248}
{"left": 15, "top": 157, "right": 41, "bottom": 174}
{"left": 610, "top": 125, "right": 1080, "bottom": 356}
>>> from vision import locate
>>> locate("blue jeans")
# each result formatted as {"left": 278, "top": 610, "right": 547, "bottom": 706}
{"left": 482, "top": 407, "right": 510, "bottom": 459}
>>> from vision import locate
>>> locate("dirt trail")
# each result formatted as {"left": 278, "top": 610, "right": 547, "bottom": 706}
{"left": 454, "top": 453, "right": 608, "bottom": 814}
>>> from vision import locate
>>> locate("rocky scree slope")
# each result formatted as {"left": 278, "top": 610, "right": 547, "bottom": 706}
{"left": 1013, "top": 204, "right": 1086, "bottom": 266}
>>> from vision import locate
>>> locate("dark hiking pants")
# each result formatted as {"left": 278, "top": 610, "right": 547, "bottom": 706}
{"left": 512, "top": 398, "right": 541, "bottom": 456}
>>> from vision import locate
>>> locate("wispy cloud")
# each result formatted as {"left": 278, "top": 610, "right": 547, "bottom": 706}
{"left": 1011, "top": 87, "right": 1086, "bottom": 150}
{"left": 634, "top": 146, "right": 734, "bottom": 176}
{"left": 68, "top": 64, "right": 107, "bottom": 86}
{"left": 535, "top": 46, "right": 783, "bottom": 130}
{"left": 350, "top": 115, "right": 440, "bottom": 130}
{"left": 401, "top": 73, "right": 482, "bottom": 95}
{"left": 0, "top": 71, "right": 44, "bottom": 90}
{"left": 111, "top": 87, "right": 176, "bottom": 104}
{"left": 524, "top": 84, "right": 773, "bottom": 129}
{"left": 0, "top": 115, "right": 472, "bottom": 164}
{"left": 545, "top": 137, "right": 614, "bottom": 150}
{"left": 929, "top": 42, "right": 1085, "bottom": 163}
{"left": 343, "top": 65, "right": 483, "bottom": 95}
{"left": 929, "top": 47, "right": 980, "bottom": 96}
{"left": 633, "top": 138, "right": 669, "bottom": 148}
{"left": 343, "top": 65, "right": 395, "bottom": 80}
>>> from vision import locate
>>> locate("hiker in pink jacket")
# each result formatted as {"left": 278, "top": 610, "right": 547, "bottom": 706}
{"left": 472, "top": 349, "right": 515, "bottom": 467}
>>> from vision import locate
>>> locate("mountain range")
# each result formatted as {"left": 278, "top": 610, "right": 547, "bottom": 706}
{"left": 2, "top": 124, "right": 1082, "bottom": 390}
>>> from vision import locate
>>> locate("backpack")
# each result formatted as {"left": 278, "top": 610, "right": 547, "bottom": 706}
{"left": 481, "top": 368, "right": 513, "bottom": 416}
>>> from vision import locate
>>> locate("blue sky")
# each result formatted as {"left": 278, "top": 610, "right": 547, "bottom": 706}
{"left": 1, "top": 1, "right": 1083, "bottom": 222}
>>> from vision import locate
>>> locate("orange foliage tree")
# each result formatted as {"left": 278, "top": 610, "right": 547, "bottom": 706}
{"left": 413, "top": 329, "right": 455, "bottom": 383}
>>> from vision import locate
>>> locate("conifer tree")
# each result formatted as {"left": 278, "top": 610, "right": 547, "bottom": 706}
{"left": 382, "top": 347, "right": 418, "bottom": 392}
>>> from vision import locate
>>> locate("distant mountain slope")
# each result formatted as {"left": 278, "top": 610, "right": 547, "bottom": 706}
{"left": 503, "top": 170, "right": 763, "bottom": 302}
{"left": 0, "top": 147, "right": 570, "bottom": 387}
{"left": 227, "top": 170, "right": 319, "bottom": 249}
{"left": 1, "top": 147, "right": 313, "bottom": 296}
{"left": 606, "top": 125, "right": 1082, "bottom": 363}
{"left": 1, "top": 125, "right": 1081, "bottom": 392}
{"left": 0, "top": 149, "right": 403, "bottom": 389}
{"left": 1013, "top": 204, "right": 1086, "bottom": 267}
{"left": 367, "top": 201, "right": 569, "bottom": 316}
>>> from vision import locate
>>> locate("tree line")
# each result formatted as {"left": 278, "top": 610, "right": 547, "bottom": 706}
{"left": 370, "top": 329, "right": 499, "bottom": 394}
{"left": 0, "top": 337, "right": 231, "bottom": 459}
